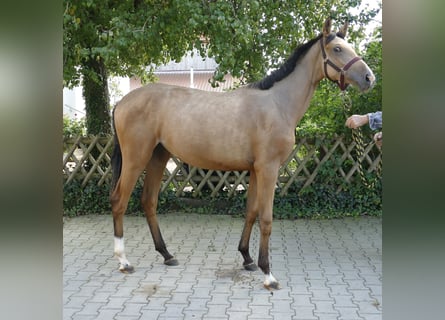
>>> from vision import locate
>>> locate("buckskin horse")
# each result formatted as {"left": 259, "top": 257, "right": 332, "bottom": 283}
{"left": 110, "top": 18, "right": 375, "bottom": 290}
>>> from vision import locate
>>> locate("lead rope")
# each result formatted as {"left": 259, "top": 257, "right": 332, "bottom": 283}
{"left": 340, "top": 92, "right": 382, "bottom": 189}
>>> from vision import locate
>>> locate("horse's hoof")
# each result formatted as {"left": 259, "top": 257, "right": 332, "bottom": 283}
{"left": 243, "top": 262, "right": 258, "bottom": 271}
{"left": 264, "top": 281, "right": 281, "bottom": 291}
{"left": 164, "top": 258, "right": 179, "bottom": 266}
{"left": 263, "top": 273, "right": 281, "bottom": 290}
{"left": 119, "top": 264, "right": 135, "bottom": 274}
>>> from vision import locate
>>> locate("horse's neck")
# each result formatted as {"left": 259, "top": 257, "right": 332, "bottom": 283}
{"left": 270, "top": 45, "right": 324, "bottom": 127}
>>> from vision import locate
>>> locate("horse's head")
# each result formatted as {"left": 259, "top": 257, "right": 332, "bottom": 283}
{"left": 320, "top": 18, "right": 375, "bottom": 92}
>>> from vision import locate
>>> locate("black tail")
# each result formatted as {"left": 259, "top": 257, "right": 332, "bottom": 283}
{"left": 110, "top": 107, "right": 122, "bottom": 192}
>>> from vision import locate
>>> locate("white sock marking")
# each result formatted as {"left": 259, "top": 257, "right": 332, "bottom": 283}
{"left": 264, "top": 272, "right": 278, "bottom": 286}
{"left": 114, "top": 236, "right": 130, "bottom": 269}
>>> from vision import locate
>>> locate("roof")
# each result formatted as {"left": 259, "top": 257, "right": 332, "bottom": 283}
{"left": 130, "top": 70, "right": 237, "bottom": 92}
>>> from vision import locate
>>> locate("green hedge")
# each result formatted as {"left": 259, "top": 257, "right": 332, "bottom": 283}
{"left": 63, "top": 163, "right": 381, "bottom": 219}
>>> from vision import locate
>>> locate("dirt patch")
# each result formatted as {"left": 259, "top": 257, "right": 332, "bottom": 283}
{"left": 215, "top": 268, "right": 253, "bottom": 286}
{"left": 140, "top": 284, "right": 158, "bottom": 297}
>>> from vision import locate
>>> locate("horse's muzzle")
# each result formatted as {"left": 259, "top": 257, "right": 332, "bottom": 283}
{"left": 365, "top": 72, "right": 376, "bottom": 88}
{"left": 355, "top": 67, "right": 375, "bottom": 93}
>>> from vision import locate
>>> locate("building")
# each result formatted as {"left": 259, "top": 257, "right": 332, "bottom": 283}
{"left": 63, "top": 50, "right": 237, "bottom": 119}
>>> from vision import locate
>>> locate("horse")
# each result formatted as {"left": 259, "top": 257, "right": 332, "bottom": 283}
{"left": 110, "top": 18, "right": 375, "bottom": 290}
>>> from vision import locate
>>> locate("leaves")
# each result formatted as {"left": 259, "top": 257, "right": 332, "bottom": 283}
{"left": 63, "top": 116, "right": 86, "bottom": 139}
{"left": 63, "top": 0, "right": 381, "bottom": 135}
{"left": 63, "top": 173, "right": 381, "bottom": 218}
{"left": 64, "top": 0, "right": 380, "bottom": 86}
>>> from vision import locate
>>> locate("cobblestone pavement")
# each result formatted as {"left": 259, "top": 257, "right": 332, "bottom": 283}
{"left": 63, "top": 213, "right": 382, "bottom": 320}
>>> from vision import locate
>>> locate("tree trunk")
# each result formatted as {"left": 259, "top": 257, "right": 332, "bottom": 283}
{"left": 82, "top": 58, "right": 111, "bottom": 135}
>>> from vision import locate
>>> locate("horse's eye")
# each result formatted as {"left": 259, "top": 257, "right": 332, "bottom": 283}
{"left": 334, "top": 46, "right": 342, "bottom": 53}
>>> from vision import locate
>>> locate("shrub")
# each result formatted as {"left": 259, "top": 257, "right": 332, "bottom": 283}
{"left": 63, "top": 174, "right": 381, "bottom": 219}
{"left": 63, "top": 116, "right": 86, "bottom": 138}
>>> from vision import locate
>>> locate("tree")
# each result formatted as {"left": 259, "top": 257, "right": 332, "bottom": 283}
{"left": 64, "top": 0, "right": 203, "bottom": 134}
{"left": 63, "top": 0, "right": 380, "bottom": 134}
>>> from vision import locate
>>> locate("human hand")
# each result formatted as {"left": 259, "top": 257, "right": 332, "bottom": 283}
{"left": 345, "top": 114, "right": 368, "bottom": 129}
{"left": 374, "top": 131, "right": 382, "bottom": 148}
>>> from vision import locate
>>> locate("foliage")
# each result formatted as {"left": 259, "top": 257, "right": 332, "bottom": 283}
{"left": 63, "top": 170, "right": 381, "bottom": 219}
{"left": 63, "top": 0, "right": 379, "bottom": 86}
{"left": 63, "top": 0, "right": 380, "bottom": 133}
{"left": 63, "top": 180, "right": 113, "bottom": 216}
{"left": 274, "top": 160, "right": 382, "bottom": 219}
{"left": 63, "top": 115, "right": 86, "bottom": 138}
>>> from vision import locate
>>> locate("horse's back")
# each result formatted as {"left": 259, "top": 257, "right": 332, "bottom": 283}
{"left": 114, "top": 83, "right": 290, "bottom": 171}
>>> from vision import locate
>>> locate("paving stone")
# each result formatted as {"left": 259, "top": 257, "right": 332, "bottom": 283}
{"left": 63, "top": 214, "right": 381, "bottom": 320}
{"left": 192, "top": 286, "right": 213, "bottom": 299}
{"left": 185, "top": 298, "right": 209, "bottom": 311}
{"left": 335, "top": 306, "right": 363, "bottom": 320}
{"left": 142, "top": 297, "right": 169, "bottom": 310}
{"left": 183, "top": 310, "right": 208, "bottom": 319}
{"left": 228, "top": 298, "right": 251, "bottom": 312}
{"left": 312, "top": 315, "right": 339, "bottom": 320}
{"left": 71, "top": 315, "right": 98, "bottom": 320}
{"left": 94, "top": 308, "right": 122, "bottom": 320}
{"left": 160, "top": 303, "right": 187, "bottom": 318}
{"left": 250, "top": 292, "right": 272, "bottom": 306}
{"left": 117, "top": 302, "right": 145, "bottom": 317}
{"left": 101, "top": 296, "right": 129, "bottom": 310}
{"left": 74, "top": 302, "right": 105, "bottom": 316}
{"left": 354, "top": 300, "right": 381, "bottom": 314}
{"left": 332, "top": 295, "right": 355, "bottom": 307}
{"left": 204, "top": 304, "right": 228, "bottom": 318}
{"left": 356, "top": 314, "right": 381, "bottom": 320}
{"left": 139, "top": 309, "right": 163, "bottom": 319}
{"left": 312, "top": 299, "right": 337, "bottom": 314}
{"left": 64, "top": 296, "right": 90, "bottom": 309}
{"left": 292, "top": 306, "right": 317, "bottom": 319}
{"left": 208, "top": 293, "right": 231, "bottom": 305}
{"left": 64, "top": 307, "right": 82, "bottom": 319}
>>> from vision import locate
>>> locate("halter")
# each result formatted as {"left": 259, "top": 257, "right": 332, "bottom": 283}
{"left": 320, "top": 36, "right": 362, "bottom": 91}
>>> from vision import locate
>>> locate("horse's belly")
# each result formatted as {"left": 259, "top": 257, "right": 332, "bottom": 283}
{"left": 161, "top": 134, "right": 253, "bottom": 171}
{"left": 179, "top": 155, "right": 251, "bottom": 171}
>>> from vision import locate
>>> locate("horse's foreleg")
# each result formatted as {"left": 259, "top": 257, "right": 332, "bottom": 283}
{"left": 238, "top": 170, "right": 258, "bottom": 271}
{"left": 142, "top": 145, "right": 178, "bottom": 266}
{"left": 256, "top": 164, "right": 281, "bottom": 290}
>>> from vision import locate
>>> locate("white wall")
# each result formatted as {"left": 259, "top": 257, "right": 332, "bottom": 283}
{"left": 63, "top": 77, "right": 131, "bottom": 119}
{"left": 63, "top": 86, "right": 85, "bottom": 119}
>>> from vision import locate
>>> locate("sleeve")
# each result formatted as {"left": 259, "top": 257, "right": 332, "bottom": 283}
{"left": 367, "top": 111, "right": 382, "bottom": 130}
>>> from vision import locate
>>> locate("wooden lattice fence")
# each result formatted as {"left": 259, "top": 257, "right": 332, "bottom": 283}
{"left": 63, "top": 134, "right": 382, "bottom": 196}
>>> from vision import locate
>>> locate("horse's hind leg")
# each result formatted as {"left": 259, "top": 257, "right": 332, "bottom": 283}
{"left": 141, "top": 144, "right": 178, "bottom": 266}
{"left": 111, "top": 163, "right": 147, "bottom": 273}
{"left": 238, "top": 170, "right": 259, "bottom": 271}
{"left": 111, "top": 138, "right": 157, "bottom": 273}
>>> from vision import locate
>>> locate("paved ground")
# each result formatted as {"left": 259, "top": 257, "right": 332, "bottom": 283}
{"left": 63, "top": 213, "right": 382, "bottom": 320}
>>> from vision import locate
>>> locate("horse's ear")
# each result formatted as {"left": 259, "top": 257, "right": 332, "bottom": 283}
{"left": 323, "top": 18, "right": 332, "bottom": 36}
{"left": 338, "top": 21, "right": 348, "bottom": 38}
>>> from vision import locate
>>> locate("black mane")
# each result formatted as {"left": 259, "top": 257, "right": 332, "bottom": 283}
{"left": 247, "top": 34, "right": 323, "bottom": 90}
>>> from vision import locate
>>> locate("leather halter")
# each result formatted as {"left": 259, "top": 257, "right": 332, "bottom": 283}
{"left": 319, "top": 36, "right": 362, "bottom": 91}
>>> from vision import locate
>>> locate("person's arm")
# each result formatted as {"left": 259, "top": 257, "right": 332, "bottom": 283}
{"left": 367, "top": 111, "right": 382, "bottom": 130}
